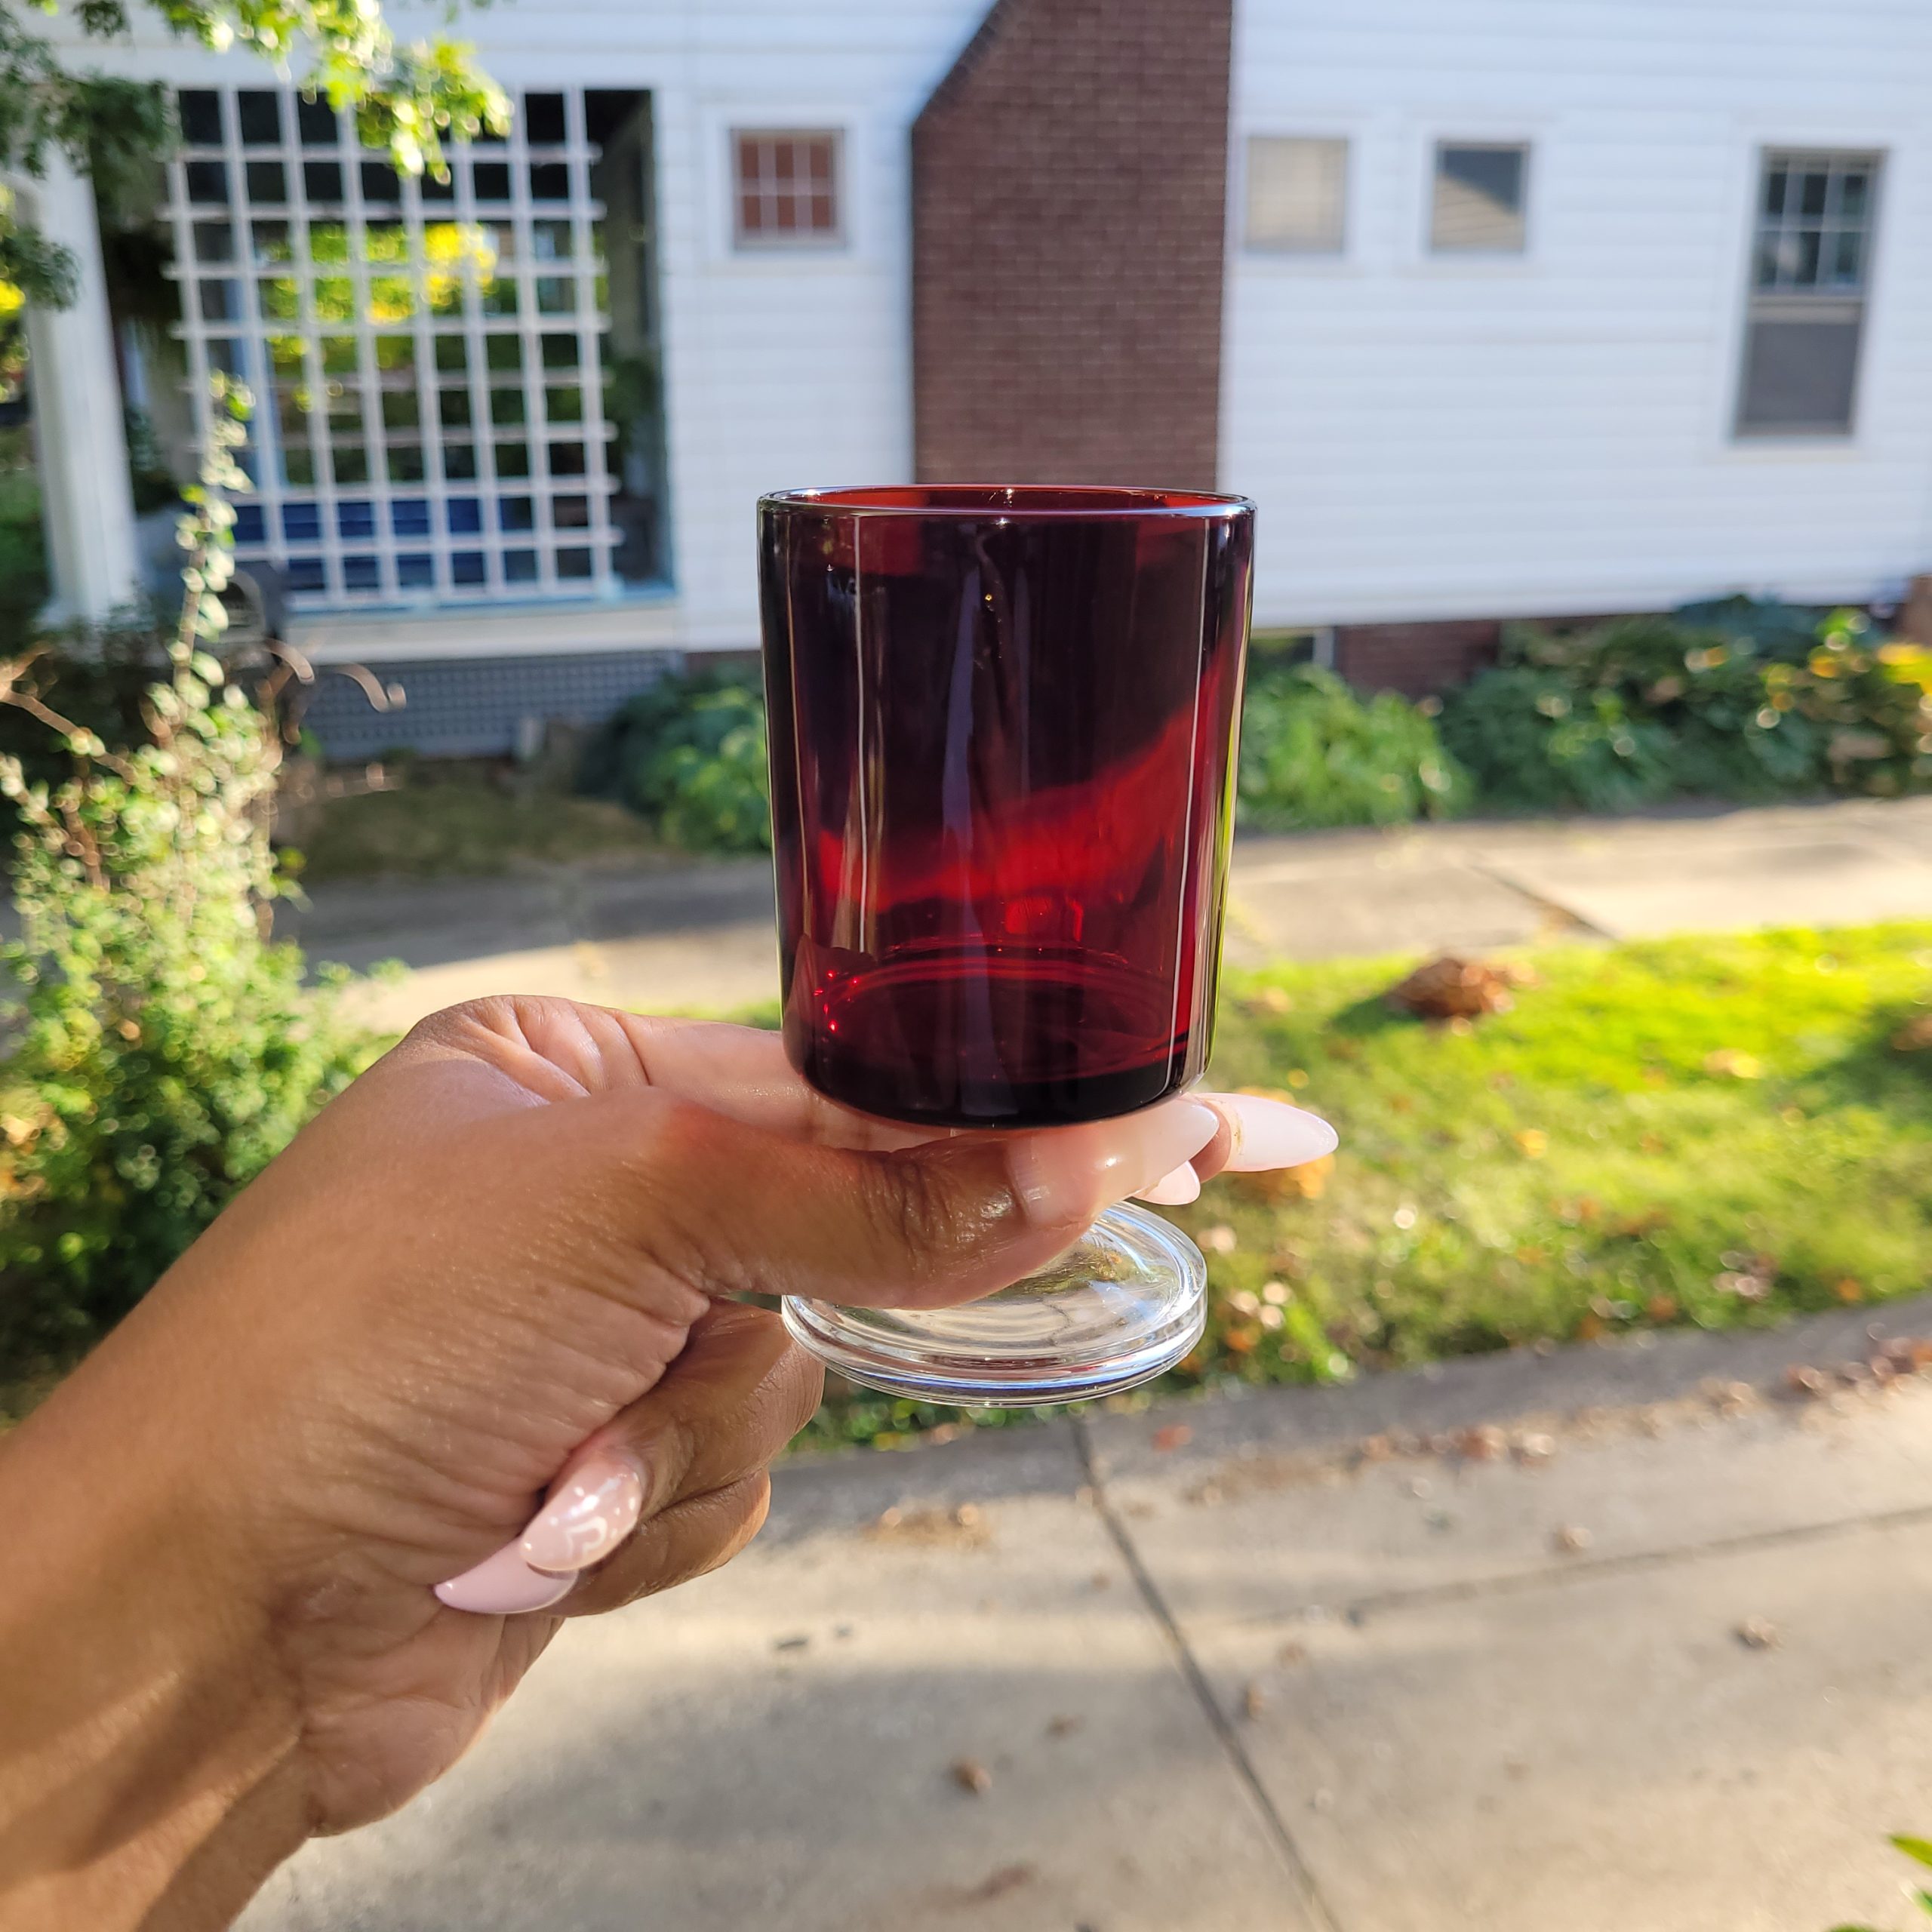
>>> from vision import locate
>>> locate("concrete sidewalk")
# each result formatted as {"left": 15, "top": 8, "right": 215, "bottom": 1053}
{"left": 242, "top": 1297, "right": 1932, "bottom": 1932}
{"left": 288, "top": 794, "right": 1932, "bottom": 1033}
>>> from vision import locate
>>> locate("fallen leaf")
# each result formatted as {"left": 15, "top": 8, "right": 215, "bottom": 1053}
{"left": 1278, "top": 1640, "right": 1308, "bottom": 1666}
{"left": 1152, "top": 1423, "right": 1194, "bottom": 1453}
{"left": 1834, "top": 1277, "right": 1866, "bottom": 1304}
{"left": 1242, "top": 1681, "right": 1266, "bottom": 1720}
{"left": 1645, "top": 1294, "right": 1680, "bottom": 1324}
{"left": 1736, "top": 1616, "right": 1780, "bottom": 1651}
{"left": 1514, "top": 1128, "right": 1548, "bottom": 1158}
{"left": 1460, "top": 1425, "right": 1507, "bottom": 1461}
{"left": 1046, "top": 1714, "right": 1083, "bottom": 1737}
{"left": 868, "top": 1506, "right": 992, "bottom": 1549}
{"left": 1386, "top": 954, "right": 1520, "bottom": 1020}
{"left": 1892, "top": 1013, "right": 1932, "bottom": 1052}
{"left": 1703, "top": 1048, "right": 1763, "bottom": 1080}
{"left": 1235, "top": 1152, "right": 1334, "bottom": 1203}
{"left": 951, "top": 1757, "right": 993, "bottom": 1794}
{"left": 1553, "top": 1525, "right": 1593, "bottom": 1555}
{"left": 1785, "top": 1364, "right": 1832, "bottom": 1398}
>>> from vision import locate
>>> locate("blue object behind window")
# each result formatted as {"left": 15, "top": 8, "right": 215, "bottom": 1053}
{"left": 391, "top": 499, "right": 432, "bottom": 537}
{"left": 337, "top": 499, "right": 376, "bottom": 539}
{"left": 282, "top": 502, "right": 321, "bottom": 542}
{"left": 446, "top": 497, "right": 483, "bottom": 535}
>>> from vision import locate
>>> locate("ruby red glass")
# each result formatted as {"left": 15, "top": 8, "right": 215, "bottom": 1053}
{"left": 760, "top": 485, "right": 1255, "bottom": 1405}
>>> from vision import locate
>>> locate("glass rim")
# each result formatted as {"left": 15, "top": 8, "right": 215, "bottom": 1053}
{"left": 759, "top": 484, "right": 1254, "bottom": 521}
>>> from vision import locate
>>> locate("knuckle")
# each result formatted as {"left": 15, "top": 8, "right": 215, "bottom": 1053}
{"left": 866, "top": 1155, "right": 971, "bottom": 1278}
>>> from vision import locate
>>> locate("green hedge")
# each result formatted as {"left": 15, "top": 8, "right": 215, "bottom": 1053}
{"left": 1237, "top": 660, "right": 1471, "bottom": 829}
{"left": 1439, "top": 609, "right": 1932, "bottom": 813}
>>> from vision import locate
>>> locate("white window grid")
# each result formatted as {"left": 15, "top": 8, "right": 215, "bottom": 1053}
{"left": 164, "top": 86, "right": 621, "bottom": 610}
{"left": 1752, "top": 150, "right": 1879, "bottom": 295}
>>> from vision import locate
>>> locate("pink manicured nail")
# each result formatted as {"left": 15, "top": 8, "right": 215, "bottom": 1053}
{"left": 1136, "top": 1161, "right": 1202, "bottom": 1206}
{"left": 1202, "top": 1093, "right": 1338, "bottom": 1170}
{"left": 519, "top": 1454, "right": 645, "bottom": 1574}
{"left": 435, "top": 1542, "right": 575, "bottom": 1615}
{"left": 1007, "top": 1100, "right": 1218, "bottom": 1227}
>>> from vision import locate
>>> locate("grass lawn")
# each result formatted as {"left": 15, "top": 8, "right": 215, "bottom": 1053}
{"left": 296, "top": 764, "right": 675, "bottom": 882}
{"left": 808, "top": 921, "right": 1932, "bottom": 1447}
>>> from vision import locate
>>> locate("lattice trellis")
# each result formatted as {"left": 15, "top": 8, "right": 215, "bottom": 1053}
{"left": 164, "top": 86, "right": 620, "bottom": 610}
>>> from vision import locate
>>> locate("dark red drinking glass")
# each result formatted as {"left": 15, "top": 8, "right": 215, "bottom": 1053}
{"left": 760, "top": 485, "right": 1254, "bottom": 1405}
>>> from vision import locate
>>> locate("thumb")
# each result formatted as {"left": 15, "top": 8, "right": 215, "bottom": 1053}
{"left": 592, "top": 1090, "right": 1222, "bottom": 1311}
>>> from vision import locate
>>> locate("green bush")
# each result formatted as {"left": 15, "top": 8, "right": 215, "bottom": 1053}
{"left": 1439, "top": 608, "right": 1932, "bottom": 812}
{"left": 595, "top": 669, "right": 771, "bottom": 855}
{"left": 1237, "top": 661, "right": 1472, "bottom": 830}
{"left": 0, "top": 383, "right": 368, "bottom": 1372}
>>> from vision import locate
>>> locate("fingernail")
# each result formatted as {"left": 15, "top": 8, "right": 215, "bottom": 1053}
{"left": 1008, "top": 1100, "right": 1218, "bottom": 1227}
{"left": 1135, "top": 1161, "right": 1202, "bottom": 1206}
{"left": 519, "top": 1454, "right": 645, "bottom": 1574}
{"left": 435, "top": 1543, "right": 575, "bottom": 1616}
{"left": 1204, "top": 1093, "right": 1338, "bottom": 1170}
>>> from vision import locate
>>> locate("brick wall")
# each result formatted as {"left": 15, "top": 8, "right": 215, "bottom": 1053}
{"left": 1332, "top": 620, "right": 1503, "bottom": 697}
{"left": 912, "top": 0, "right": 1233, "bottom": 488}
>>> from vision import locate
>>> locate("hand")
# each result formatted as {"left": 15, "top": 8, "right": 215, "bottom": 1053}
{"left": 0, "top": 998, "right": 1334, "bottom": 1930}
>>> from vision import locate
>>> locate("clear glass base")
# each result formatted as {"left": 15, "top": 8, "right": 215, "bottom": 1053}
{"left": 781, "top": 1203, "right": 1207, "bottom": 1408}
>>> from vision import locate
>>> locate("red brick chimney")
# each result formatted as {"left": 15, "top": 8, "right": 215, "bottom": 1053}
{"left": 911, "top": 0, "right": 1234, "bottom": 489}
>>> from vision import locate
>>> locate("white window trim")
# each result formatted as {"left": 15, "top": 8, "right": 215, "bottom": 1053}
{"left": 1397, "top": 118, "right": 1548, "bottom": 272}
{"left": 1239, "top": 132, "right": 1352, "bottom": 260}
{"left": 1707, "top": 121, "right": 1905, "bottom": 460}
{"left": 697, "top": 105, "right": 866, "bottom": 269}
{"left": 728, "top": 127, "right": 847, "bottom": 253}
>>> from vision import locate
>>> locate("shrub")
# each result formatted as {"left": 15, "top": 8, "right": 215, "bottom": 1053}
{"left": 0, "top": 382, "right": 368, "bottom": 1371}
{"left": 1439, "top": 607, "right": 1932, "bottom": 811}
{"left": 1237, "top": 661, "right": 1472, "bottom": 830}
{"left": 595, "top": 669, "right": 771, "bottom": 855}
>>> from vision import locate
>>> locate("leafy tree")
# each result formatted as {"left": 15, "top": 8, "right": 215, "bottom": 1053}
{"left": 1, "top": 0, "right": 506, "bottom": 312}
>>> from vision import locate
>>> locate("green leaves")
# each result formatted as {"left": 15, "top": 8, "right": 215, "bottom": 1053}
{"left": 1438, "top": 605, "right": 1932, "bottom": 814}
{"left": 600, "top": 672, "right": 773, "bottom": 856}
{"left": 0, "top": 381, "right": 369, "bottom": 1377}
{"left": 1893, "top": 1835, "right": 1932, "bottom": 1872}
{"left": 1237, "top": 660, "right": 1473, "bottom": 832}
{"left": 2, "top": 0, "right": 506, "bottom": 312}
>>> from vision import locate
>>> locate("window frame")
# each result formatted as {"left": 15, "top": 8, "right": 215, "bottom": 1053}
{"left": 1427, "top": 139, "right": 1531, "bottom": 256}
{"left": 1243, "top": 134, "right": 1350, "bottom": 257}
{"left": 728, "top": 128, "right": 846, "bottom": 252}
{"left": 1733, "top": 146, "right": 1883, "bottom": 441}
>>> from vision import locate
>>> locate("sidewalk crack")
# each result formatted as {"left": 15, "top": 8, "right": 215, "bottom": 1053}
{"left": 1072, "top": 1417, "right": 1346, "bottom": 1932}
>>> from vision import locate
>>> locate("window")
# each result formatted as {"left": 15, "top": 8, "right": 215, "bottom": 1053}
{"left": 732, "top": 131, "right": 841, "bottom": 247}
{"left": 164, "top": 85, "right": 659, "bottom": 607}
{"left": 1431, "top": 142, "right": 1528, "bottom": 253}
{"left": 1245, "top": 137, "right": 1347, "bottom": 253}
{"left": 1737, "top": 150, "right": 1880, "bottom": 437}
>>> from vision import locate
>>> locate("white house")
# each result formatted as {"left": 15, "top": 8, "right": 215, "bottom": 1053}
{"left": 23, "top": 0, "right": 1932, "bottom": 752}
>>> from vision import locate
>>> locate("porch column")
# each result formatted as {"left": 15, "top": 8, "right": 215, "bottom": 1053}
{"left": 19, "top": 151, "right": 141, "bottom": 624}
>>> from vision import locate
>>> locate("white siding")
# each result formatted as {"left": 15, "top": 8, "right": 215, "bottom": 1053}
{"left": 49, "top": 0, "right": 986, "bottom": 654}
{"left": 1226, "top": 0, "right": 1932, "bottom": 628}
